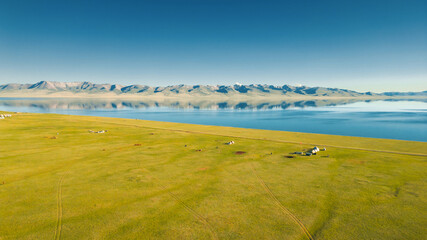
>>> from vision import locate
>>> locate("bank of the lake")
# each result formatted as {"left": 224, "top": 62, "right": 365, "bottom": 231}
{"left": 0, "top": 98, "right": 426, "bottom": 141}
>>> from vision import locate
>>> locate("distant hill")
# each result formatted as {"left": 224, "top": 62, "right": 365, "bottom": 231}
{"left": 382, "top": 91, "right": 427, "bottom": 96}
{"left": 0, "top": 81, "right": 426, "bottom": 98}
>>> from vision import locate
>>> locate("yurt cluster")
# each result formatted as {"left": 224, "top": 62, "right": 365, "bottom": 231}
{"left": 293, "top": 146, "right": 327, "bottom": 156}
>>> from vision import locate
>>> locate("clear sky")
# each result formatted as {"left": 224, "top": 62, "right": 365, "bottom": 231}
{"left": 0, "top": 0, "right": 426, "bottom": 92}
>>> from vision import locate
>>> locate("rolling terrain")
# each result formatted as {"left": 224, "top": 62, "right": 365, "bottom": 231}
{"left": 1, "top": 81, "right": 426, "bottom": 99}
{"left": 0, "top": 112, "right": 426, "bottom": 239}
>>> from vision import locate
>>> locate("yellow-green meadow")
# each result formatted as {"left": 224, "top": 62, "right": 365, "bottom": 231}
{"left": 1, "top": 112, "right": 426, "bottom": 239}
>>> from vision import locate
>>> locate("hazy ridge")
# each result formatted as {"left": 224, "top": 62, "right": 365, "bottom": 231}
{"left": 0, "top": 81, "right": 426, "bottom": 98}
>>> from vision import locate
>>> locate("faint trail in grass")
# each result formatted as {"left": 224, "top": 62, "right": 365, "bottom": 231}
{"left": 54, "top": 176, "right": 64, "bottom": 240}
{"left": 310, "top": 192, "right": 335, "bottom": 239}
{"left": 4, "top": 151, "right": 105, "bottom": 186}
{"left": 311, "top": 158, "right": 341, "bottom": 238}
{"left": 250, "top": 164, "right": 314, "bottom": 240}
{"left": 139, "top": 166, "right": 218, "bottom": 240}
{"left": 85, "top": 119, "right": 427, "bottom": 157}
{"left": 158, "top": 184, "right": 219, "bottom": 240}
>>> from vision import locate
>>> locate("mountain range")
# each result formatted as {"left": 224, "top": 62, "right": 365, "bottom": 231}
{"left": 0, "top": 81, "right": 426, "bottom": 98}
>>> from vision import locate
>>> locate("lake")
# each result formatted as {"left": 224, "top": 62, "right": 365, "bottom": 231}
{"left": 0, "top": 98, "right": 426, "bottom": 142}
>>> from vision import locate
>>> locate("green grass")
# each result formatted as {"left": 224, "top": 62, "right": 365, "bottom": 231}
{"left": 0, "top": 112, "right": 426, "bottom": 240}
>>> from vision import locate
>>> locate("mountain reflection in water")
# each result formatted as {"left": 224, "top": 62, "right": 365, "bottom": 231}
{"left": 0, "top": 98, "right": 426, "bottom": 141}
{"left": 0, "top": 98, "right": 419, "bottom": 110}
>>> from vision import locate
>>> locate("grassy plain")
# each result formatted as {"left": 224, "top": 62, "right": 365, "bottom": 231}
{"left": 0, "top": 112, "right": 426, "bottom": 239}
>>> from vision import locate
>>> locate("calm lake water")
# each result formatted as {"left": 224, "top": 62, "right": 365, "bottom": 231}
{"left": 1, "top": 98, "right": 426, "bottom": 142}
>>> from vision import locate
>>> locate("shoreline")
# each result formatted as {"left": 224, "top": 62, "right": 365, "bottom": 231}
{"left": 1, "top": 98, "right": 425, "bottom": 142}
{"left": 2, "top": 110, "right": 427, "bottom": 146}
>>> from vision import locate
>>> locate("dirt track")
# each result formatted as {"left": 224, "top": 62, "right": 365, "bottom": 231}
{"left": 54, "top": 176, "right": 64, "bottom": 240}
{"left": 141, "top": 166, "right": 219, "bottom": 240}
{"left": 250, "top": 164, "right": 314, "bottom": 240}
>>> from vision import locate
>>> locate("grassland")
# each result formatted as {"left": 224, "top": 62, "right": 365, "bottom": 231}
{"left": 0, "top": 112, "right": 426, "bottom": 240}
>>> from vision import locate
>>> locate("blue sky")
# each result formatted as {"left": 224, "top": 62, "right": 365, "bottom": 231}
{"left": 0, "top": 0, "right": 426, "bottom": 92}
